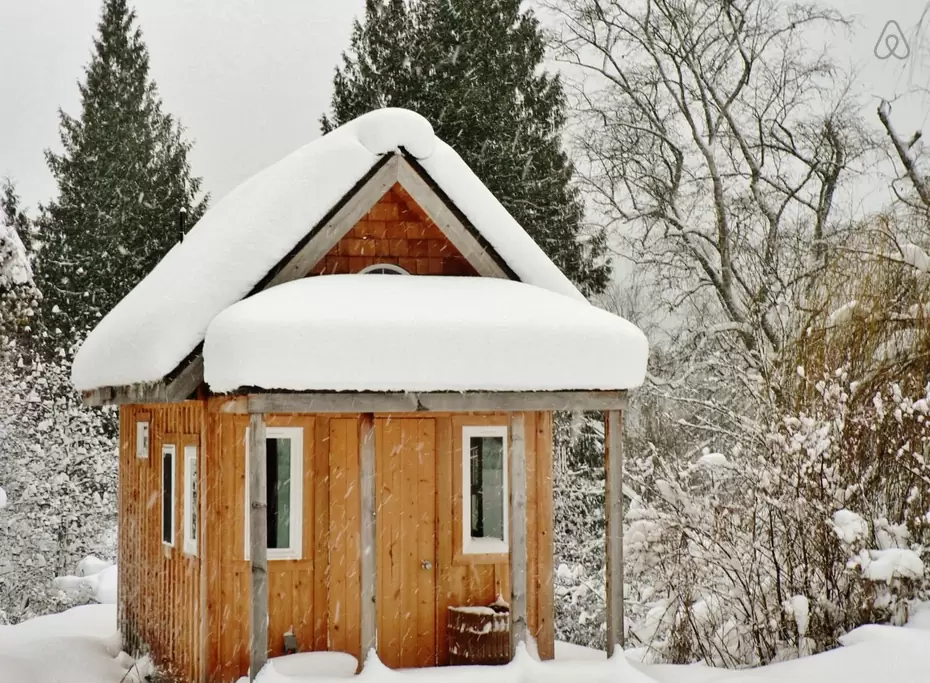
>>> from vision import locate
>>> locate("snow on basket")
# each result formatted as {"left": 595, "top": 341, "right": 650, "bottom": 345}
{"left": 202, "top": 275, "right": 649, "bottom": 393}
{"left": 447, "top": 603, "right": 511, "bottom": 665}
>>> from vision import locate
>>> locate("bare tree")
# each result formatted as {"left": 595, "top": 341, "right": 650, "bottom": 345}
{"left": 878, "top": 100, "right": 930, "bottom": 213}
{"left": 547, "top": 0, "right": 871, "bottom": 358}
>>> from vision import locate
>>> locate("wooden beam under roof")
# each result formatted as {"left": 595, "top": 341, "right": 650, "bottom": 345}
{"left": 216, "top": 390, "right": 630, "bottom": 414}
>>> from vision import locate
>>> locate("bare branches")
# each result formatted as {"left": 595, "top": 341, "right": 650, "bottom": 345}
{"left": 878, "top": 100, "right": 930, "bottom": 211}
{"left": 547, "top": 0, "right": 866, "bottom": 359}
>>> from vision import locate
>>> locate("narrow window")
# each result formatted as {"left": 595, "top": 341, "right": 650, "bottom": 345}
{"left": 462, "top": 426, "right": 508, "bottom": 554}
{"left": 183, "top": 445, "right": 198, "bottom": 556}
{"left": 244, "top": 427, "right": 303, "bottom": 561}
{"left": 162, "top": 444, "right": 176, "bottom": 547}
{"left": 136, "top": 421, "right": 150, "bottom": 459}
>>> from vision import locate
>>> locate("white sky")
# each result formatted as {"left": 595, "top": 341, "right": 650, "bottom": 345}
{"left": 0, "top": 0, "right": 928, "bottom": 213}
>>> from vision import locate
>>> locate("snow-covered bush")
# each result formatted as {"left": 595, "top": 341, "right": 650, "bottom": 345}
{"left": 616, "top": 370, "right": 930, "bottom": 666}
{"left": 0, "top": 351, "right": 117, "bottom": 622}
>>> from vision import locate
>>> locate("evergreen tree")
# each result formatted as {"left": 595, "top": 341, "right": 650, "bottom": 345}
{"left": 1, "top": 179, "right": 41, "bottom": 350}
{"left": 323, "top": 0, "right": 609, "bottom": 295}
{"left": 37, "top": 0, "right": 207, "bottom": 344}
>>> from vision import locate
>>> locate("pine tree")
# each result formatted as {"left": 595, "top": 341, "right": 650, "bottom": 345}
{"left": 37, "top": 0, "right": 207, "bottom": 344}
{"left": 1, "top": 179, "right": 41, "bottom": 350}
{"left": 323, "top": 0, "right": 610, "bottom": 295}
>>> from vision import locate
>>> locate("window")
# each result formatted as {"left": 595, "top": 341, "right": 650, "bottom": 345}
{"left": 183, "top": 445, "right": 198, "bottom": 556}
{"left": 462, "top": 426, "right": 508, "bottom": 555}
{"left": 245, "top": 427, "right": 303, "bottom": 561}
{"left": 359, "top": 263, "right": 408, "bottom": 275}
{"left": 136, "top": 421, "right": 150, "bottom": 459}
{"left": 162, "top": 444, "right": 176, "bottom": 547}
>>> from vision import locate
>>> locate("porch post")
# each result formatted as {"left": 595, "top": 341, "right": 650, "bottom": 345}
{"left": 249, "top": 413, "right": 268, "bottom": 681}
{"left": 359, "top": 414, "right": 377, "bottom": 662}
{"left": 605, "top": 410, "right": 624, "bottom": 656}
{"left": 509, "top": 412, "right": 528, "bottom": 655}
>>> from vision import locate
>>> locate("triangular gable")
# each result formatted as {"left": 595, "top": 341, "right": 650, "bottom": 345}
{"left": 311, "top": 184, "right": 479, "bottom": 276}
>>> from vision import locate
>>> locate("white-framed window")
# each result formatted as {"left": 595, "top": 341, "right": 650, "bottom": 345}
{"left": 183, "top": 445, "right": 198, "bottom": 556}
{"left": 136, "top": 421, "right": 150, "bottom": 459}
{"left": 162, "top": 444, "right": 176, "bottom": 547}
{"left": 462, "top": 426, "right": 509, "bottom": 555}
{"left": 359, "top": 263, "right": 409, "bottom": 275}
{"left": 245, "top": 427, "right": 303, "bottom": 561}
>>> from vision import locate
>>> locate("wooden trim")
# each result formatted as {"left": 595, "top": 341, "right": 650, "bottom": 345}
{"left": 509, "top": 413, "right": 528, "bottom": 655}
{"left": 248, "top": 414, "right": 268, "bottom": 681}
{"left": 264, "top": 157, "right": 401, "bottom": 289}
{"left": 359, "top": 414, "right": 377, "bottom": 663}
{"left": 605, "top": 410, "right": 624, "bottom": 655}
{"left": 236, "top": 391, "right": 629, "bottom": 415}
{"left": 396, "top": 157, "right": 508, "bottom": 279}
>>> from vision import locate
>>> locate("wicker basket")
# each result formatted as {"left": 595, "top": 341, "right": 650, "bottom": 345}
{"left": 447, "top": 605, "right": 511, "bottom": 665}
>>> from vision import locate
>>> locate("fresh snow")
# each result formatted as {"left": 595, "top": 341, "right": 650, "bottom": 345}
{"left": 831, "top": 509, "right": 869, "bottom": 545}
{"left": 859, "top": 548, "right": 924, "bottom": 582}
{"left": 72, "top": 108, "right": 589, "bottom": 392}
{"left": 0, "top": 604, "right": 150, "bottom": 683}
{"left": 696, "top": 452, "right": 728, "bottom": 467}
{"left": 53, "top": 558, "right": 118, "bottom": 605}
{"left": 5, "top": 603, "right": 930, "bottom": 683}
{"left": 203, "top": 275, "right": 649, "bottom": 393}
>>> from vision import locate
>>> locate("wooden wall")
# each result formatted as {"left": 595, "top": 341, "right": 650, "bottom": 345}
{"left": 119, "top": 402, "right": 205, "bottom": 683}
{"left": 119, "top": 404, "right": 553, "bottom": 682}
{"left": 310, "top": 184, "right": 479, "bottom": 276}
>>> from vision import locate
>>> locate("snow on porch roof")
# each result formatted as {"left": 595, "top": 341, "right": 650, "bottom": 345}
{"left": 202, "top": 275, "right": 649, "bottom": 393}
{"left": 71, "top": 109, "right": 585, "bottom": 392}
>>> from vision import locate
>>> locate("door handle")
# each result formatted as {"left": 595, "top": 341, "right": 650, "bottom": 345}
{"left": 421, "top": 560, "right": 432, "bottom": 570}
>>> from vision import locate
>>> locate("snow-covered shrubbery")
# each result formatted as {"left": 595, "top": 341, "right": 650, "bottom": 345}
{"left": 0, "top": 352, "right": 117, "bottom": 623}
{"left": 554, "top": 371, "right": 930, "bottom": 666}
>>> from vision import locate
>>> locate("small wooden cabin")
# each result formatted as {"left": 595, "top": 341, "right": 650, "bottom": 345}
{"left": 72, "top": 109, "right": 648, "bottom": 682}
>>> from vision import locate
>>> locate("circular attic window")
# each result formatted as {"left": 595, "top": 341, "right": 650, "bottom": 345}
{"left": 359, "top": 263, "right": 409, "bottom": 275}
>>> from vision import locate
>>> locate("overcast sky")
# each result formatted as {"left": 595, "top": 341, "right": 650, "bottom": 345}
{"left": 0, "top": 0, "right": 928, "bottom": 213}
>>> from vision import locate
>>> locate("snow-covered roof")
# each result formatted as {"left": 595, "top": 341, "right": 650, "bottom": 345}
{"left": 203, "top": 276, "right": 648, "bottom": 393}
{"left": 71, "top": 108, "right": 586, "bottom": 392}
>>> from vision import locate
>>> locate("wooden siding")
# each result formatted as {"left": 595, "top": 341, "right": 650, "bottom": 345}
{"left": 309, "top": 184, "right": 480, "bottom": 276}
{"left": 119, "top": 402, "right": 206, "bottom": 683}
{"left": 119, "top": 403, "right": 553, "bottom": 682}
{"left": 376, "top": 417, "right": 438, "bottom": 668}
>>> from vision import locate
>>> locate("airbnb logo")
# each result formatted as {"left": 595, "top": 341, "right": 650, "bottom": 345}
{"left": 875, "top": 20, "right": 911, "bottom": 60}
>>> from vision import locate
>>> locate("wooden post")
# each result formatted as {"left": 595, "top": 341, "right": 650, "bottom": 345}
{"left": 509, "top": 413, "right": 528, "bottom": 656}
{"left": 605, "top": 410, "right": 624, "bottom": 656}
{"left": 359, "top": 414, "right": 377, "bottom": 662}
{"left": 249, "top": 414, "right": 268, "bottom": 681}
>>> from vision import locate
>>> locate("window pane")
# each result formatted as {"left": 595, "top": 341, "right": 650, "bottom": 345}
{"left": 266, "top": 438, "right": 292, "bottom": 549}
{"left": 469, "top": 436, "right": 504, "bottom": 541}
{"left": 190, "top": 457, "right": 198, "bottom": 541}
{"left": 162, "top": 450, "right": 173, "bottom": 544}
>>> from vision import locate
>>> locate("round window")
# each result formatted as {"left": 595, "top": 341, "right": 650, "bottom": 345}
{"left": 358, "top": 263, "right": 409, "bottom": 275}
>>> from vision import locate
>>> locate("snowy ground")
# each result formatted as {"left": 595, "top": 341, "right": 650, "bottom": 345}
{"left": 3, "top": 603, "right": 928, "bottom": 683}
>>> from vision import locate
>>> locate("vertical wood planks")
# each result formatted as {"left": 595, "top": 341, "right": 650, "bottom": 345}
{"left": 605, "top": 410, "right": 624, "bottom": 655}
{"left": 248, "top": 413, "right": 268, "bottom": 680}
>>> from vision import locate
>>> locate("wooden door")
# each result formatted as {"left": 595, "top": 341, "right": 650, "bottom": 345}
{"left": 376, "top": 418, "right": 438, "bottom": 669}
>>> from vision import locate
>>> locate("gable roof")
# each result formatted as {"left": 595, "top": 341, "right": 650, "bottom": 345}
{"left": 71, "top": 109, "right": 586, "bottom": 394}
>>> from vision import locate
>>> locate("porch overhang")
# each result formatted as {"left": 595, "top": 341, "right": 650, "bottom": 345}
{"left": 215, "top": 390, "right": 629, "bottom": 414}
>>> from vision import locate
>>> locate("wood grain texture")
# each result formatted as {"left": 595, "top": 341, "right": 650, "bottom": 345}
{"left": 509, "top": 413, "right": 528, "bottom": 653}
{"left": 605, "top": 410, "right": 625, "bottom": 655}
{"left": 119, "top": 405, "right": 557, "bottom": 681}
{"left": 248, "top": 413, "right": 268, "bottom": 681}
